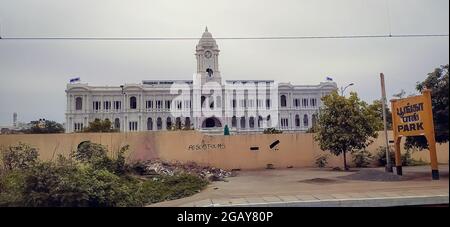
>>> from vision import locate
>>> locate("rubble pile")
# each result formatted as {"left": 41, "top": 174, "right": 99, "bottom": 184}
{"left": 138, "top": 160, "right": 236, "bottom": 181}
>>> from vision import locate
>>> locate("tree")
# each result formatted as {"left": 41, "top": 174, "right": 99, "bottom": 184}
{"left": 368, "top": 99, "right": 392, "bottom": 130}
{"left": 27, "top": 120, "right": 64, "bottom": 134}
{"left": 83, "top": 119, "right": 117, "bottom": 133}
{"left": 405, "top": 64, "right": 449, "bottom": 150}
{"left": 314, "top": 91, "right": 382, "bottom": 170}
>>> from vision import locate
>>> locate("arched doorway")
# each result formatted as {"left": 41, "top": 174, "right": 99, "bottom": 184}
{"left": 202, "top": 117, "right": 222, "bottom": 128}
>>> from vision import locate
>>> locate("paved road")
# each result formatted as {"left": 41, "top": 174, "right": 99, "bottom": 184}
{"left": 149, "top": 165, "right": 449, "bottom": 207}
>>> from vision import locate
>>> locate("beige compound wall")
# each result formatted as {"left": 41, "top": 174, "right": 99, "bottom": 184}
{"left": 0, "top": 131, "right": 447, "bottom": 170}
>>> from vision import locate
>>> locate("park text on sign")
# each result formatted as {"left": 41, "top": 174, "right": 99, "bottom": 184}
{"left": 392, "top": 95, "right": 429, "bottom": 137}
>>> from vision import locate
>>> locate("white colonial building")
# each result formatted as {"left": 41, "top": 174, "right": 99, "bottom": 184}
{"left": 65, "top": 28, "right": 337, "bottom": 134}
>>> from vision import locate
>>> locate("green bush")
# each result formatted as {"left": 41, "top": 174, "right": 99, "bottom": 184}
{"left": 1, "top": 143, "right": 39, "bottom": 171}
{"left": 0, "top": 142, "right": 208, "bottom": 207}
{"left": 375, "top": 146, "right": 396, "bottom": 167}
{"left": 374, "top": 146, "right": 428, "bottom": 167}
{"left": 139, "top": 174, "right": 208, "bottom": 204}
{"left": 263, "top": 128, "right": 283, "bottom": 134}
{"left": 351, "top": 149, "right": 373, "bottom": 168}
{"left": 315, "top": 154, "right": 329, "bottom": 168}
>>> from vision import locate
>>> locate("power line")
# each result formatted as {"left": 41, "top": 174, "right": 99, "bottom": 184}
{"left": 0, "top": 34, "right": 448, "bottom": 41}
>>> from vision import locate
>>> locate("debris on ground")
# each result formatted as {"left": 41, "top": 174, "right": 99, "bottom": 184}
{"left": 134, "top": 160, "right": 236, "bottom": 182}
{"left": 338, "top": 169, "right": 407, "bottom": 182}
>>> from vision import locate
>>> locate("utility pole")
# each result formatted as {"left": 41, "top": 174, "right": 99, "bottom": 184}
{"left": 380, "top": 73, "right": 393, "bottom": 173}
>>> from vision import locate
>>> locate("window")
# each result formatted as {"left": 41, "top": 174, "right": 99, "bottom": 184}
{"left": 281, "top": 95, "right": 287, "bottom": 107}
{"left": 103, "top": 101, "right": 111, "bottom": 110}
{"left": 249, "top": 117, "right": 255, "bottom": 128}
{"left": 74, "top": 123, "right": 83, "bottom": 132}
{"left": 176, "top": 100, "right": 182, "bottom": 110}
{"left": 146, "top": 100, "right": 153, "bottom": 110}
{"left": 156, "top": 100, "right": 162, "bottom": 110}
{"left": 248, "top": 99, "right": 254, "bottom": 108}
{"left": 93, "top": 101, "right": 101, "bottom": 111}
{"left": 294, "top": 99, "right": 300, "bottom": 108}
{"left": 231, "top": 116, "right": 237, "bottom": 127}
{"left": 147, "top": 118, "right": 153, "bottom": 131}
{"left": 130, "top": 96, "right": 137, "bottom": 109}
{"left": 114, "top": 118, "right": 120, "bottom": 130}
{"left": 302, "top": 98, "right": 308, "bottom": 107}
{"left": 129, "top": 121, "right": 138, "bottom": 131}
{"left": 257, "top": 99, "right": 263, "bottom": 108}
{"left": 114, "top": 101, "right": 122, "bottom": 110}
{"left": 165, "top": 100, "right": 171, "bottom": 110}
{"left": 266, "top": 99, "right": 271, "bottom": 109}
{"left": 311, "top": 98, "right": 317, "bottom": 107}
{"left": 295, "top": 114, "right": 300, "bottom": 127}
{"left": 281, "top": 118, "right": 289, "bottom": 128}
{"left": 240, "top": 117, "right": 246, "bottom": 128}
{"left": 303, "top": 114, "right": 309, "bottom": 127}
{"left": 166, "top": 117, "right": 172, "bottom": 129}
{"left": 232, "top": 99, "right": 236, "bottom": 109}
{"left": 75, "top": 97, "right": 83, "bottom": 110}
{"left": 185, "top": 117, "right": 191, "bottom": 129}
{"left": 312, "top": 114, "right": 318, "bottom": 127}
{"left": 176, "top": 117, "right": 182, "bottom": 128}
{"left": 258, "top": 116, "right": 263, "bottom": 128}
{"left": 157, "top": 117, "right": 162, "bottom": 130}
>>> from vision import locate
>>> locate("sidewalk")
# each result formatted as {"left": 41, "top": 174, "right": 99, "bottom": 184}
{"left": 150, "top": 165, "right": 449, "bottom": 207}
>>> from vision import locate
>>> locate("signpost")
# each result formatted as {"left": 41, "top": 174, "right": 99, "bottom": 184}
{"left": 391, "top": 89, "right": 439, "bottom": 180}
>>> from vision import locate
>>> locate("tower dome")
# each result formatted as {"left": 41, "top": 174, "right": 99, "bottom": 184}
{"left": 196, "top": 27, "right": 218, "bottom": 51}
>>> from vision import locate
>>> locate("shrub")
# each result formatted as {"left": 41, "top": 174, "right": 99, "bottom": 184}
{"left": 375, "top": 146, "right": 396, "bottom": 167}
{"left": 22, "top": 162, "right": 142, "bottom": 207}
{"left": 139, "top": 174, "right": 208, "bottom": 204}
{"left": 1, "top": 143, "right": 39, "bottom": 171}
{"left": 0, "top": 143, "right": 208, "bottom": 207}
{"left": 263, "top": 128, "right": 283, "bottom": 134}
{"left": 315, "top": 154, "right": 329, "bottom": 168}
{"left": 351, "top": 149, "right": 373, "bottom": 168}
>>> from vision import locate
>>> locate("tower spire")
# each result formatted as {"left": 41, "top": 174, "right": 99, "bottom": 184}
{"left": 205, "top": 26, "right": 208, "bottom": 32}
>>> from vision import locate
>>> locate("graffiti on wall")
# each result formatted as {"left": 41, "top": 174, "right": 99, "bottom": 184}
{"left": 188, "top": 143, "right": 226, "bottom": 151}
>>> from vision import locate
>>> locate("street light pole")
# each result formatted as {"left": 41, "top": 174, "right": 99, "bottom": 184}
{"left": 341, "top": 83, "right": 354, "bottom": 96}
{"left": 380, "top": 73, "right": 393, "bottom": 173}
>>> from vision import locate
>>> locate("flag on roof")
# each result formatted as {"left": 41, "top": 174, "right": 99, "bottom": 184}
{"left": 326, "top": 77, "right": 333, "bottom": 81}
{"left": 69, "top": 77, "right": 80, "bottom": 83}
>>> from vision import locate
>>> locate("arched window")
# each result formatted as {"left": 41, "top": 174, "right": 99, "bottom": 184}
{"left": 258, "top": 116, "right": 263, "bottom": 128}
{"left": 166, "top": 117, "right": 172, "bottom": 129}
{"left": 295, "top": 114, "right": 300, "bottom": 127}
{"left": 231, "top": 116, "right": 237, "bottom": 128}
{"left": 75, "top": 97, "right": 83, "bottom": 110}
{"left": 185, "top": 117, "right": 191, "bottom": 129}
{"left": 312, "top": 114, "right": 318, "bottom": 127}
{"left": 114, "top": 118, "right": 120, "bottom": 130}
{"left": 240, "top": 117, "right": 246, "bottom": 129}
{"left": 176, "top": 117, "right": 182, "bottom": 129}
{"left": 147, "top": 118, "right": 153, "bottom": 131}
{"left": 281, "top": 95, "right": 287, "bottom": 107}
{"left": 130, "top": 96, "right": 137, "bottom": 109}
{"left": 303, "top": 114, "right": 309, "bottom": 127}
{"left": 249, "top": 117, "right": 255, "bottom": 128}
{"left": 157, "top": 117, "right": 162, "bottom": 130}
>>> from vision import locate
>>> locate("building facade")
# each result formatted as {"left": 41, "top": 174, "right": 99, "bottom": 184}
{"left": 65, "top": 28, "right": 337, "bottom": 134}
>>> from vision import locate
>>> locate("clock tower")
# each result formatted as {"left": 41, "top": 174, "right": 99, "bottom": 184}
{"left": 196, "top": 27, "right": 222, "bottom": 85}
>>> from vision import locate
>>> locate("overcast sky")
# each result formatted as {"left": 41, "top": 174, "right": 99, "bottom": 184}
{"left": 0, "top": 0, "right": 448, "bottom": 125}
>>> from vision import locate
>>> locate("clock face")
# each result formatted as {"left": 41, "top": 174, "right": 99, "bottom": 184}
{"left": 204, "top": 51, "right": 212, "bottom": 59}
